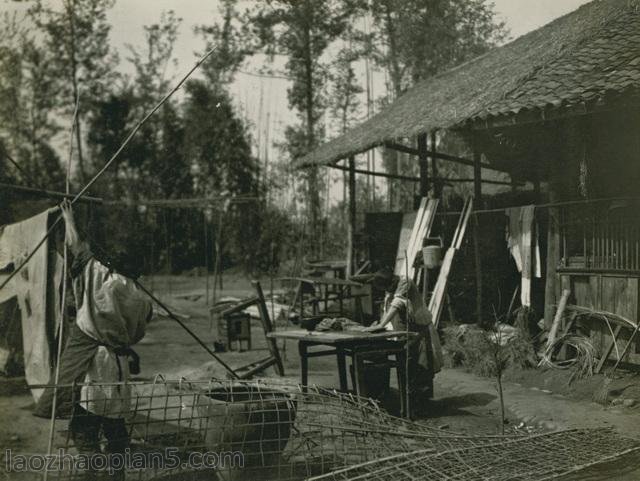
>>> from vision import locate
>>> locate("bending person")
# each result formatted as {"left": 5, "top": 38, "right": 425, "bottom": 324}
{"left": 366, "top": 268, "right": 443, "bottom": 416}
{"left": 34, "top": 201, "right": 152, "bottom": 477}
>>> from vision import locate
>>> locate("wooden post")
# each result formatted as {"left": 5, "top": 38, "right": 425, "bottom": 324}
{"left": 533, "top": 176, "right": 541, "bottom": 200}
{"left": 430, "top": 131, "right": 440, "bottom": 198}
{"left": 543, "top": 119, "right": 573, "bottom": 329}
{"left": 473, "top": 148, "right": 483, "bottom": 324}
{"left": 544, "top": 182, "right": 561, "bottom": 329}
{"left": 204, "top": 211, "right": 210, "bottom": 307}
{"left": 347, "top": 156, "right": 356, "bottom": 276}
{"left": 473, "top": 149, "right": 482, "bottom": 205}
{"left": 418, "top": 133, "right": 429, "bottom": 198}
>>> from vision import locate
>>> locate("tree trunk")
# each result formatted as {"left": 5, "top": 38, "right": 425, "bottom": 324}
{"left": 383, "top": 1, "right": 403, "bottom": 210}
{"left": 303, "top": 21, "right": 320, "bottom": 258}
{"left": 66, "top": 0, "right": 85, "bottom": 184}
{"left": 497, "top": 372, "right": 505, "bottom": 435}
{"left": 347, "top": 156, "right": 356, "bottom": 276}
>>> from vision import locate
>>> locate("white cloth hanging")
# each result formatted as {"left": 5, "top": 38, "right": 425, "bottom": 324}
{"left": 506, "top": 206, "right": 542, "bottom": 307}
{"left": 0, "top": 209, "right": 62, "bottom": 401}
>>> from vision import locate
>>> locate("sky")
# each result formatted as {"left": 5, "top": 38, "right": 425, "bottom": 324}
{"left": 106, "top": 0, "right": 593, "bottom": 180}
{"left": 105, "top": 0, "right": 593, "bottom": 72}
{"left": 105, "top": 0, "right": 593, "bottom": 135}
{"left": 1, "top": 0, "right": 593, "bottom": 203}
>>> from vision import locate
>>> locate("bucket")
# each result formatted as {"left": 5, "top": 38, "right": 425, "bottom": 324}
{"left": 422, "top": 245, "right": 443, "bottom": 268}
{"left": 196, "top": 384, "right": 297, "bottom": 471}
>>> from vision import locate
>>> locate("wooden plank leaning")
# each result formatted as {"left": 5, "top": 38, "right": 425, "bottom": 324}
{"left": 595, "top": 324, "right": 623, "bottom": 374}
{"left": 396, "top": 197, "right": 440, "bottom": 280}
{"left": 396, "top": 197, "right": 427, "bottom": 275}
{"left": 430, "top": 197, "right": 473, "bottom": 327}
{"left": 221, "top": 280, "right": 285, "bottom": 379}
{"left": 408, "top": 199, "right": 439, "bottom": 280}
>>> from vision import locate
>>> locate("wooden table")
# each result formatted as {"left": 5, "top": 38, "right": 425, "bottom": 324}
{"left": 305, "top": 260, "right": 347, "bottom": 279}
{"left": 268, "top": 329, "right": 417, "bottom": 417}
{"left": 279, "top": 276, "right": 365, "bottom": 317}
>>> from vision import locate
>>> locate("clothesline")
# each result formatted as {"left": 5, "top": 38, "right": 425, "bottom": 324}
{"left": 0, "top": 182, "right": 260, "bottom": 208}
{"left": 436, "top": 195, "right": 640, "bottom": 217}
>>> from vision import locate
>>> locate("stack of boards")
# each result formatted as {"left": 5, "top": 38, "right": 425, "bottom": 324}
{"left": 394, "top": 198, "right": 439, "bottom": 279}
{"left": 429, "top": 197, "right": 473, "bottom": 327}
{"left": 393, "top": 196, "right": 474, "bottom": 328}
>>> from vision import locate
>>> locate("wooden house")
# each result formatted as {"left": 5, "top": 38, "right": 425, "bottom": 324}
{"left": 297, "top": 0, "right": 640, "bottom": 362}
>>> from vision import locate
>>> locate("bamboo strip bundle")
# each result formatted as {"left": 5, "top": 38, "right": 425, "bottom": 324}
{"left": 309, "top": 429, "right": 640, "bottom": 481}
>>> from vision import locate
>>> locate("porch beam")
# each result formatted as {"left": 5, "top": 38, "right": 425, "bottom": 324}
{"left": 330, "top": 163, "right": 420, "bottom": 182}
{"left": 329, "top": 164, "right": 522, "bottom": 186}
{"left": 383, "top": 141, "right": 508, "bottom": 173}
{"left": 384, "top": 141, "right": 419, "bottom": 156}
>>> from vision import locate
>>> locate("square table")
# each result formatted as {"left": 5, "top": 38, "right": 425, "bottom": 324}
{"left": 267, "top": 329, "right": 417, "bottom": 417}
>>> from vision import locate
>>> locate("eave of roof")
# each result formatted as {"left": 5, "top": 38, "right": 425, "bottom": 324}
{"left": 297, "top": 0, "right": 640, "bottom": 168}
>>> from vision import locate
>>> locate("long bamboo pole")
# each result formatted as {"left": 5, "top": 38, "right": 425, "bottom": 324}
{"left": 0, "top": 45, "right": 219, "bottom": 293}
{"left": 134, "top": 280, "right": 238, "bottom": 378}
{"left": 0, "top": 46, "right": 237, "bottom": 377}
{"left": 44, "top": 87, "right": 80, "bottom": 481}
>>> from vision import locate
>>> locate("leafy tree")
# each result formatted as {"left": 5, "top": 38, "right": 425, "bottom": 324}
{"left": 86, "top": 91, "right": 132, "bottom": 194}
{"left": 369, "top": 0, "right": 507, "bottom": 93}
{"left": 0, "top": 141, "right": 16, "bottom": 185}
{"left": 367, "top": 0, "right": 507, "bottom": 206}
{"left": 122, "top": 10, "right": 188, "bottom": 199}
{"left": 127, "top": 10, "right": 181, "bottom": 108}
{"left": 28, "top": 0, "right": 119, "bottom": 184}
{"left": 195, "top": 0, "right": 253, "bottom": 87}
{"left": 0, "top": 13, "right": 62, "bottom": 189}
{"left": 329, "top": 43, "right": 363, "bottom": 237}
{"left": 87, "top": 12, "right": 196, "bottom": 272}
{"left": 329, "top": 47, "right": 363, "bottom": 135}
{"left": 0, "top": 15, "right": 24, "bottom": 170}
{"left": 182, "top": 80, "right": 260, "bottom": 268}
{"left": 249, "top": 0, "right": 365, "bottom": 256}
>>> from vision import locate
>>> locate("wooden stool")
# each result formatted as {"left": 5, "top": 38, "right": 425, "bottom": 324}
{"left": 221, "top": 312, "right": 251, "bottom": 351}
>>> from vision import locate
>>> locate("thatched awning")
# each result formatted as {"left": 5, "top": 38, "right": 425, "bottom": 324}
{"left": 298, "top": 0, "right": 640, "bottom": 168}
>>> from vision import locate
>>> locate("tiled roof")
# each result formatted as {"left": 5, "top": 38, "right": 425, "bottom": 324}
{"left": 299, "top": 0, "right": 640, "bottom": 167}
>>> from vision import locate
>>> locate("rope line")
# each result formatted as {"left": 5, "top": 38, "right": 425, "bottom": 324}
{"left": 0, "top": 45, "right": 219, "bottom": 293}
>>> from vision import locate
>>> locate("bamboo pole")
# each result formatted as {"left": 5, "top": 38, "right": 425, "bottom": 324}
{"left": 134, "top": 280, "right": 238, "bottom": 378}
{"left": 346, "top": 156, "right": 356, "bottom": 276}
{"left": 0, "top": 45, "right": 219, "bottom": 293}
{"left": 44, "top": 88, "right": 80, "bottom": 481}
{"left": 204, "top": 211, "right": 210, "bottom": 307}
{"left": 404, "top": 250, "right": 410, "bottom": 419}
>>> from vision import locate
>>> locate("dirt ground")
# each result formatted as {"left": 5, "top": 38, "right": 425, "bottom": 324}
{"left": 1, "top": 273, "right": 639, "bottom": 480}
{"left": 504, "top": 362, "right": 640, "bottom": 407}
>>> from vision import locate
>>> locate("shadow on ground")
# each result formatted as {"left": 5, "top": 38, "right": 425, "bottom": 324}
{"left": 426, "top": 392, "right": 497, "bottom": 417}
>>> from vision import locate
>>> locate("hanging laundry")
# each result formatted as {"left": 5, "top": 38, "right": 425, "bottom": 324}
{"left": 506, "top": 205, "right": 541, "bottom": 307}
{"left": 0, "top": 209, "right": 63, "bottom": 401}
